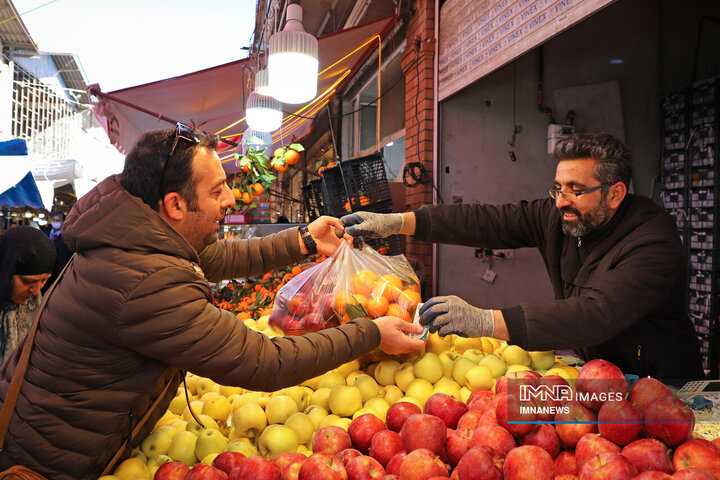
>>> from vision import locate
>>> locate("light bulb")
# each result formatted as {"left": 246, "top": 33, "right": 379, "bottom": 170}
{"left": 245, "top": 92, "right": 282, "bottom": 132}
{"left": 268, "top": 3, "right": 318, "bottom": 104}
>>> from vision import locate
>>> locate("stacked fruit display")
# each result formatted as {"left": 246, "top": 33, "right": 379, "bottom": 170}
{"left": 104, "top": 331, "right": 719, "bottom": 480}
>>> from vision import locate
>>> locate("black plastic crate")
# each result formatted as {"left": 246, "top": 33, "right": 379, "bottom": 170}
{"left": 663, "top": 131, "right": 686, "bottom": 151}
{"left": 690, "top": 209, "right": 714, "bottom": 229}
{"left": 302, "top": 179, "right": 325, "bottom": 220}
{"left": 692, "top": 103, "right": 716, "bottom": 126}
{"left": 690, "top": 168, "right": 714, "bottom": 188}
{"left": 692, "top": 80, "right": 716, "bottom": 105}
{"left": 662, "top": 92, "right": 686, "bottom": 114}
{"left": 662, "top": 152, "right": 685, "bottom": 171}
{"left": 691, "top": 146, "right": 714, "bottom": 167}
{"left": 321, "top": 154, "right": 393, "bottom": 216}
{"left": 663, "top": 171, "right": 685, "bottom": 190}
{"left": 661, "top": 190, "right": 685, "bottom": 209}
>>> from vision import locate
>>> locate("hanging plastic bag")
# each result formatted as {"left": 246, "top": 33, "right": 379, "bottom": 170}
{"left": 269, "top": 240, "right": 421, "bottom": 336}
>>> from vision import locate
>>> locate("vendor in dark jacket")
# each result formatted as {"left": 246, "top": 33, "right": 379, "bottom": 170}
{"left": 343, "top": 133, "right": 704, "bottom": 380}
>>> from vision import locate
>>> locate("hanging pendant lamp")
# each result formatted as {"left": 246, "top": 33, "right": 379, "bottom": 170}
{"left": 255, "top": 68, "right": 273, "bottom": 97}
{"left": 239, "top": 127, "right": 273, "bottom": 155}
{"left": 268, "top": 1, "right": 318, "bottom": 104}
{"left": 245, "top": 92, "right": 282, "bottom": 132}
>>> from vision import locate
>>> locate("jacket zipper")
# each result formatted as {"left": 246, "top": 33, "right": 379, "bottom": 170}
{"left": 578, "top": 237, "right": 582, "bottom": 247}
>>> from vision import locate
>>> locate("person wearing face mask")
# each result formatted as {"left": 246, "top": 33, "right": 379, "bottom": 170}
{"left": 342, "top": 133, "right": 704, "bottom": 380}
{"left": 46, "top": 211, "right": 72, "bottom": 275}
{"left": 0, "top": 226, "right": 56, "bottom": 365}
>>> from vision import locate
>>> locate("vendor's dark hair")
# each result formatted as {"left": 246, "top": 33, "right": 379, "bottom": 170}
{"left": 51, "top": 211, "right": 65, "bottom": 220}
{"left": 554, "top": 133, "right": 633, "bottom": 188}
{"left": 121, "top": 128, "right": 219, "bottom": 211}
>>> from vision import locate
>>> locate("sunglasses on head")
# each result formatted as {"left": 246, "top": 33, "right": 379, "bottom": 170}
{"left": 159, "top": 123, "right": 200, "bottom": 198}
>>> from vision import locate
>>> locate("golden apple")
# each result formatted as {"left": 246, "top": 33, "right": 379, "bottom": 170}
{"left": 478, "top": 354, "right": 508, "bottom": 378}
{"left": 452, "top": 357, "right": 477, "bottom": 387}
{"left": 231, "top": 402, "right": 267, "bottom": 438}
{"left": 194, "top": 428, "right": 228, "bottom": 461}
{"left": 265, "top": 395, "right": 299, "bottom": 424}
{"left": 465, "top": 365, "right": 494, "bottom": 391}
{"left": 285, "top": 412, "right": 315, "bottom": 445}
{"left": 413, "top": 352, "right": 444, "bottom": 384}
{"left": 394, "top": 362, "right": 416, "bottom": 392}
{"left": 167, "top": 431, "right": 198, "bottom": 466}
{"left": 317, "top": 371, "right": 346, "bottom": 390}
{"left": 113, "top": 458, "right": 149, "bottom": 480}
{"left": 304, "top": 405, "right": 329, "bottom": 429}
{"left": 405, "top": 378, "right": 434, "bottom": 404}
{"left": 354, "top": 374, "right": 381, "bottom": 402}
{"left": 257, "top": 424, "right": 300, "bottom": 461}
{"left": 328, "top": 384, "right": 362, "bottom": 417}
{"left": 379, "top": 385, "right": 404, "bottom": 405}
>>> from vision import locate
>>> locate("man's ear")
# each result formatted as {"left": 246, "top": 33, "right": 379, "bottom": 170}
{"left": 608, "top": 181, "right": 627, "bottom": 209}
{"left": 159, "top": 192, "right": 187, "bottom": 221}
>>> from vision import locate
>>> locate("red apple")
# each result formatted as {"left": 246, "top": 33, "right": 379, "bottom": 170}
{"left": 672, "top": 438, "right": 720, "bottom": 478}
{"left": 643, "top": 396, "right": 695, "bottom": 447}
{"left": 713, "top": 438, "right": 720, "bottom": 448}
{"left": 503, "top": 445, "right": 554, "bottom": 480}
{"left": 386, "top": 402, "right": 422, "bottom": 433}
{"left": 470, "top": 423, "right": 516, "bottom": 459}
{"left": 578, "top": 452, "right": 637, "bottom": 480}
{"left": 378, "top": 476, "right": 398, "bottom": 480}
{"left": 231, "top": 455, "right": 281, "bottom": 480}
{"left": 634, "top": 472, "right": 674, "bottom": 480}
{"left": 400, "top": 413, "right": 447, "bottom": 454}
{"left": 281, "top": 461, "right": 303, "bottom": 480}
{"left": 495, "top": 392, "right": 537, "bottom": 437}
{"left": 369, "top": 430, "right": 403, "bottom": 467}
{"left": 466, "top": 396, "right": 494, "bottom": 415}
{"left": 466, "top": 389, "right": 495, "bottom": 406}
{"left": 338, "top": 448, "right": 363, "bottom": 467}
{"left": 553, "top": 476, "right": 577, "bottom": 480}
{"left": 620, "top": 438, "right": 673, "bottom": 473}
{"left": 349, "top": 413, "right": 387, "bottom": 454}
{"left": 316, "top": 293, "right": 336, "bottom": 321}
{"left": 214, "top": 452, "right": 248, "bottom": 474}
{"left": 456, "top": 410, "right": 484, "bottom": 431}
{"left": 298, "top": 452, "right": 347, "bottom": 480}
{"left": 445, "top": 427, "right": 474, "bottom": 466}
{"left": 575, "top": 433, "right": 620, "bottom": 470}
{"left": 629, "top": 377, "right": 673, "bottom": 412}
{"left": 301, "top": 312, "right": 325, "bottom": 331}
{"left": 398, "top": 448, "right": 448, "bottom": 479}
{"left": 575, "top": 359, "right": 627, "bottom": 411}
{"left": 288, "top": 293, "right": 312, "bottom": 317}
{"left": 518, "top": 423, "right": 560, "bottom": 459}
{"left": 424, "top": 393, "right": 468, "bottom": 429}
{"left": 597, "top": 399, "right": 642, "bottom": 446}
{"left": 345, "top": 455, "right": 385, "bottom": 480}
{"left": 672, "top": 467, "right": 718, "bottom": 479}
{"left": 496, "top": 371, "right": 542, "bottom": 395}
{"left": 384, "top": 451, "right": 406, "bottom": 476}
{"left": 531, "top": 376, "right": 570, "bottom": 422}
{"left": 450, "top": 446, "right": 502, "bottom": 480}
{"left": 313, "top": 426, "right": 353, "bottom": 455}
{"left": 479, "top": 407, "right": 497, "bottom": 424}
{"left": 274, "top": 453, "right": 307, "bottom": 471}
{"left": 554, "top": 451, "right": 577, "bottom": 476}
{"left": 554, "top": 401, "right": 597, "bottom": 448}
{"left": 154, "top": 461, "right": 191, "bottom": 480}
{"left": 268, "top": 309, "right": 287, "bottom": 331}
{"left": 186, "top": 463, "right": 229, "bottom": 480}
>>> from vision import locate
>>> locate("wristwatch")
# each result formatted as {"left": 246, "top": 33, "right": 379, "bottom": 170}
{"left": 299, "top": 226, "right": 317, "bottom": 255}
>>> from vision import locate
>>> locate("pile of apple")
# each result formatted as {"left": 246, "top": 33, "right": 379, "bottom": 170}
{"left": 105, "top": 330, "right": 719, "bottom": 480}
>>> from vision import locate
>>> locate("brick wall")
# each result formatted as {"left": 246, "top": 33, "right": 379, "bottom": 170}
{"left": 401, "top": 0, "right": 436, "bottom": 297}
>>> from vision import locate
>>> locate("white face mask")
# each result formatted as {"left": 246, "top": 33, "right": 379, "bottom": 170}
{"left": 51, "top": 222, "right": 62, "bottom": 230}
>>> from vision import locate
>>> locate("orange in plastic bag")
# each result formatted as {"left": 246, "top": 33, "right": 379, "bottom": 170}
{"left": 269, "top": 241, "right": 421, "bottom": 337}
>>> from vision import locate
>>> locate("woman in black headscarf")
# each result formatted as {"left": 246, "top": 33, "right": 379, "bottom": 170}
{"left": 0, "top": 226, "right": 56, "bottom": 365}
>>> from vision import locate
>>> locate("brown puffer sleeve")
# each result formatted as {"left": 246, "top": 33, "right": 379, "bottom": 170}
{"left": 198, "top": 227, "right": 304, "bottom": 282}
{"left": 118, "top": 265, "right": 382, "bottom": 391}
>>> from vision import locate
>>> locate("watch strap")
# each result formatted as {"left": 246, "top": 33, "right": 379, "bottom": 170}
{"left": 299, "top": 226, "right": 317, "bottom": 255}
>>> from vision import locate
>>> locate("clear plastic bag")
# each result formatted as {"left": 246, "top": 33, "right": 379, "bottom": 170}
{"left": 269, "top": 241, "right": 421, "bottom": 336}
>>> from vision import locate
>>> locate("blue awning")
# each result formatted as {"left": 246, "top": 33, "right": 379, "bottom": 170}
{"left": 0, "top": 171, "right": 44, "bottom": 209}
{"left": 0, "top": 139, "right": 45, "bottom": 209}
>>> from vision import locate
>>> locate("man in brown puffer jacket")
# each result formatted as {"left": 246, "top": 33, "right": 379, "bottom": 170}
{"left": 0, "top": 125, "right": 425, "bottom": 479}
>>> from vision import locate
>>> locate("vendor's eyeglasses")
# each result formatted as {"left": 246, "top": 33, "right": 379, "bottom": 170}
{"left": 160, "top": 122, "right": 200, "bottom": 197}
{"left": 549, "top": 183, "right": 612, "bottom": 199}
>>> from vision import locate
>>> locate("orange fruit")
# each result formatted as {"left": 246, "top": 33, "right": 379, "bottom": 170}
{"left": 366, "top": 297, "right": 389, "bottom": 318}
{"left": 334, "top": 291, "right": 361, "bottom": 316}
{"left": 387, "top": 303, "right": 411, "bottom": 322}
{"left": 396, "top": 288, "right": 421, "bottom": 313}
{"left": 352, "top": 270, "right": 379, "bottom": 296}
{"left": 252, "top": 183, "right": 264, "bottom": 195}
{"left": 378, "top": 275, "right": 403, "bottom": 302}
{"left": 283, "top": 149, "right": 300, "bottom": 165}
{"left": 274, "top": 147, "right": 285, "bottom": 157}
{"left": 232, "top": 188, "right": 242, "bottom": 200}
{"left": 318, "top": 166, "right": 327, "bottom": 177}
{"left": 359, "top": 195, "right": 371, "bottom": 206}
{"left": 327, "top": 161, "right": 337, "bottom": 168}
{"left": 241, "top": 191, "right": 253, "bottom": 204}
{"left": 273, "top": 159, "right": 288, "bottom": 173}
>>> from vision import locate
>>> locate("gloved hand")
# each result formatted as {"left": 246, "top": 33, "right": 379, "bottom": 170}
{"left": 340, "top": 211, "right": 404, "bottom": 238}
{"left": 418, "top": 295, "right": 495, "bottom": 338}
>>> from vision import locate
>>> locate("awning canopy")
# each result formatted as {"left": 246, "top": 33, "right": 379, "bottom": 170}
{"left": 0, "top": 139, "right": 44, "bottom": 209}
{"left": 92, "top": 15, "right": 395, "bottom": 172}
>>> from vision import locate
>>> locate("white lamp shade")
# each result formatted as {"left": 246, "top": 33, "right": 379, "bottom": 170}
{"left": 246, "top": 92, "right": 282, "bottom": 132}
{"left": 239, "top": 127, "right": 273, "bottom": 155}
{"left": 255, "top": 68, "right": 273, "bottom": 96}
{"left": 268, "top": 3, "right": 318, "bottom": 104}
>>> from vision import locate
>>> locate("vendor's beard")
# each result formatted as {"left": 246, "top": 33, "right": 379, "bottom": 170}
{"left": 561, "top": 196, "right": 612, "bottom": 238}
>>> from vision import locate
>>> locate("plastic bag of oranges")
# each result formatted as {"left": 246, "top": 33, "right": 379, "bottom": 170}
{"left": 268, "top": 240, "right": 421, "bottom": 336}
